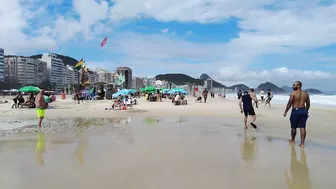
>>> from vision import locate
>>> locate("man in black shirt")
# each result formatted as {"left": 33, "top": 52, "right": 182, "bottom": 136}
{"left": 237, "top": 90, "right": 242, "bottom": 100}
{"left": 265, "top": 89, "right": 273, "bottom": 108}
{"left": 239, "top": 91, "right": 258, "bottom": 130}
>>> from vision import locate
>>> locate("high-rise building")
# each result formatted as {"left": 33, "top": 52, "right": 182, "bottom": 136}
{"left": 0, "top": 48, "right": 4, "bottom": 82}
{"left": 95, "top": 68, "right": 113, "bottom": 83}
{"left": 40, "top": 53, "right": 64, "bottom": 91}
{"left": 4, "top": 56, "right": 48, "bottom": 85}
{"left": 64, "top": 65, "right": 79, "bottom": 85}
{"left": 115, "top": 67, "right": 132, "bottom": 89}
{"left": 204, "top": 78, "right": 213, "bottom": 91}
{"left": 88, "top": 70, "right": 100, "bottom": 84}
{"left": 131, "top": 77, "right": 144, "bottom": 89}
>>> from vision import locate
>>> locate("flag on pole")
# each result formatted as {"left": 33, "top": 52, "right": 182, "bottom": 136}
{"left": 101, "top": 36, "right": 107, "bottom": 47}
{"left": 74, "top": 58, "right": 84, "bottom": 71}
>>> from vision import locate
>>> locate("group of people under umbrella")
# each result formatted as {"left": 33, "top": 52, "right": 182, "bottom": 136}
{"left": 12, "top": 86, "right": 55, "bottom": 109}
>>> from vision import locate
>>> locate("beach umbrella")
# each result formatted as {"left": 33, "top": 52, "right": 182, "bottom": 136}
{"left": 161, "top": 88, "right": 170, "bottom": 93}
{"left": 172, "top": 88, "right": 188, "bottom": 94}
{"left": 19, "top": 86, "right": 40, "bottom": 93}
{"left": 112, "top": 89, "right": 134, "bottom": 98}
{"left": 141, "top": 86, "right": 156, "bottom": 93}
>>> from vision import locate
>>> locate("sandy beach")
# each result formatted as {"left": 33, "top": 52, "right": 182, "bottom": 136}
{"left": 1, "top": 95, "right": 336, "bottom": 189}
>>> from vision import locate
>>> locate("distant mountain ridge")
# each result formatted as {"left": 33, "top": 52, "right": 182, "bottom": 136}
{"left": 155, "top": 73, "right": 225, "bottom": 88}
{"left": 155, "top": 73, "right": 290, "bottom": 93}
{"left": 30, "top": 54, "right": 79, "bottom": 66}
{"left": 281, "top": 85, "right": 323, "bottom": 94}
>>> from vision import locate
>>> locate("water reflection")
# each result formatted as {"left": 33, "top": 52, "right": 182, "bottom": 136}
{"left": 241, "top": 131, "right": 256, "bottom": 161}
{"left": 35, "top": 132, "right": 46, "bottom": 166}
{"left": 75, "top": 131, "right": 88, "bottom": 165}
{"left": 143, "top": 117, "right": 159, "bottom": 124}
{"left": 285, "top": 145, "right": 312, "bottom": 189}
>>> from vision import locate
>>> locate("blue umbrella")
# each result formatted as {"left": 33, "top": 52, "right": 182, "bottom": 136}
{"left": 112, "top": 89, "right": 134, "bottom": 98}
{"left": 167, "top": 89, "right": 188, "bottom": 95}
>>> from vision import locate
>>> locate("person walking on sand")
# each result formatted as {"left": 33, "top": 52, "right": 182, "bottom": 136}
{"left": 239, "top": 91, "right": 259, "bottom": 130}
{"left": 260, "top": 89, "right": 265, "bottom": 103}
{"left": 35, "top": 89, "right": 48, "bottom": 128}
{"left": 265, "top": 89, "right": 273, "bottom": 108}
{"left": 250, "top": 88, "right": 258, "bottom": 108}
{"left": 202, "top": 88, "right": 208, "bottom": 103}
{"left": 237, "top": 90, "right": 242, "bottom": 100}
{"left": 283, "top": 81, "right": 310, "bottom": 148}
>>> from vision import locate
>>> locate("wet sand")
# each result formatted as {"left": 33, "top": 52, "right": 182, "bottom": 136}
{"left": 1, "top": 117, "right": 336, "bottom": 189}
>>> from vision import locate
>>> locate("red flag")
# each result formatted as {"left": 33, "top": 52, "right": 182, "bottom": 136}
{"left": 101, "top": 36, "right": 107, "bottom": 47}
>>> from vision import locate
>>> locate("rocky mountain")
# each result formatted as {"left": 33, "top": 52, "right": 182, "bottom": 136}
{"left": 30, "top": 54, "right": 79, "bottom": 66}
{"left": 200, "top": 73, "right": 211, "bottom": 80}
{"left": 282, "top": 85, "right": 323, "bottom": 94}
{"left": 199, "top": 73, "right": 226, "bottom": 88}
{"left": 305, "top": 88, "right": 323, "bottom": 94}
{"left": 226, "top": 84, "right": 250, "bottom": 92}
{"left": 155, "top": 73, "right": 225, "bottom": 88}
{"left": 281, "top": 85, "right": 292, "bottom": 93}
{"left": 256, "top": 82, "right": 286, "bottom": 93}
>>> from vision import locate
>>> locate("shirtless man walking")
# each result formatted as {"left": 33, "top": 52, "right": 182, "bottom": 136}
{"left": 283, "top": 81, "right": 310, "bottom": 148}
{"left": 35, "top": 89, "right": 48, "bottom": 128}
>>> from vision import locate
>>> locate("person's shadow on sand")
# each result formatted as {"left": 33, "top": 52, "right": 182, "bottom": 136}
{"left": 241, "top": 131, "right": 256, "bottom": 161}
{"left": 285, "top": 145, "right": 312, "bottom": 189}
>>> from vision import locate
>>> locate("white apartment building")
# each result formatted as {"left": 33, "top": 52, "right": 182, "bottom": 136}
{"left": 63, "top": 65, "right": 78, "bottom": 86}
{"left": 0, "top": 48, "right": 4, "bottom": 82}
{"left": 95, "top": 68, "right": 113, "bottom": 83}
{"left": 204, "top": 78, "right": 213, "bottom": 91}
{"left": 131, "top": 77, "right": 144, "bottom": 89}
{"left": 4, "top": 56, "right": 48, "bottom": 85}
{"left": 88, "top": 70, "right": 99, "bottom": 84}
{"left": 40, "top": 53, "right": 64, "bottom": 91}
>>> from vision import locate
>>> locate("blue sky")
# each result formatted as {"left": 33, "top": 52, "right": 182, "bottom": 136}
{"left": 1, "top": 0, "right": 336, "bottom": 90}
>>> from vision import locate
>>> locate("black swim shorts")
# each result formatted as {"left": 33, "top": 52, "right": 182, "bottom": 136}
{"left": 243, "top": 108, "right": 255, "bottom": 117}
{"left": 290, "top": 108, "right": 308, "bottom": 129}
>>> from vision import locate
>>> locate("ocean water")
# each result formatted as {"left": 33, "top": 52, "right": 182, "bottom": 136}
{"left": 224, "top": 93, "right": 336, "bottom": 107}
{"left": 1, "top": 117, "right": 336, "bottom": 189}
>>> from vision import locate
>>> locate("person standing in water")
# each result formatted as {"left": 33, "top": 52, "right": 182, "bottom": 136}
{"left": 260, "top": 89, "right": 265, "bottom": 103}
{"left": 283, "top": 81, "right": 310, "bottom": 148}
{"left": 239, "top": 91, "right": 258, "bottom": 130}
{"left": 35, "top": 89, "right": 48, "bottom": 128}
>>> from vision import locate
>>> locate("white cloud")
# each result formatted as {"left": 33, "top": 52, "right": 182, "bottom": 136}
{"left": 0, "top": 0, "right": 335, "bottom": 90}
{"left": 160, "top": 28, "right": 169, "bottom": 34}
{"left": 0, "top": 0, "right": 57, "bottom": 53}
{"left": 185, "top": 31, "right": 192, "bottom": 36}
{"left": 215, "top": 66, "right": 336, "bottom": 89}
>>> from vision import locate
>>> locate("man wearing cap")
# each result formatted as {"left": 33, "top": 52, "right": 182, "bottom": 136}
{"left": 239, "top": 90, "right": 259, "bottom": 130}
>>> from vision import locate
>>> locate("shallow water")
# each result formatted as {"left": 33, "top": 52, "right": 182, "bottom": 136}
{"left": 0, "top": 117, "right": 335, "bottom": 189}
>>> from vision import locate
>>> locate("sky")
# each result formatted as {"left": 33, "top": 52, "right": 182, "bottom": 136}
{"left": 0, "top": 0, "right": 336, "bottom": 91}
